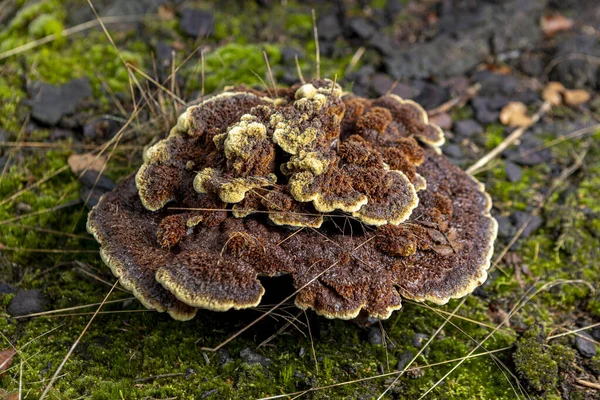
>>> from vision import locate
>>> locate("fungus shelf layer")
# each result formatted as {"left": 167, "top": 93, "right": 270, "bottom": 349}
{"left": 87, "top": 79, "right": 497, "bottom": 320}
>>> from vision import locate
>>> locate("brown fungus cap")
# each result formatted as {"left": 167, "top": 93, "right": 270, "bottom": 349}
{"left": 87, "top": 80, "right": 497, "bottom": 320}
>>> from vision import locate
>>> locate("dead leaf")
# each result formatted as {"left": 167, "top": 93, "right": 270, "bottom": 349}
{"left": 0, "top": 348, "right": 16, "bottom": 375}
{"left": 2, "top": 392, "right": 19, "bottom": 400}
{"left": 500, "top": 102, "right": 533, "bottom": 128}
{"left": 487, "top": 305, "right": 511, "bottom": 328}
{"left": 540, "top": 14, "right": 574, "bottom": 38}
{"left": 564, "top": 89, "right": 591, "bottom": 106}
{"left": 67, "top": 153, "right": 106, "bottom": 175}
{"left": 158, "top": 5, "right": 176, "bottom": 20}
{"left": 542, "top": 81, "right": 565, "bottom": 106}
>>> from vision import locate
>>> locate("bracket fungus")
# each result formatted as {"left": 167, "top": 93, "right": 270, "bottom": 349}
{"left": 87, "top": 79, "right": 497, "bottom": 321}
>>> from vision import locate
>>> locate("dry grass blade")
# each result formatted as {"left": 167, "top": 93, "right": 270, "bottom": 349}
{"left": 507, "top": 123, "right": 600, "bottom": 161}
{"left": 0, "top": 165, "right": 70, "bottom": 208}
{"left": 311, "top": 9, "right": 320, "bottom": 80}
{"left": 467, "top": 101, "right": 552, "bottom": 175}
{"left": 417, "top": 279, "right": 591, "bottom": 399}
{"left": 548, "top": 321, "right": 600, "bottom": 340}
{"left": 39, "top": 280, "right": 119, "bottom": 399}
{"left": 403, "top": 299, "right": 514, "bottom": 335}
{"left": 490, "top": 145, "right": 589, "bottom": 273}
{"left": 575, "top": 379, "right": 600, "bottom": 391}
{"left": 263, "top": 51, "right": 277, "bottom": 96}
{"left": 0, "top": 200, "right": 80, "bottom": 227}
{"left": 257, "top": 346, "right": 513, "bottom": 399}
{"left": 0, "top": 142, "right": 143, "bottom": 150}
{"left": 377, "top": 297, "right": 468, "bottom": 399}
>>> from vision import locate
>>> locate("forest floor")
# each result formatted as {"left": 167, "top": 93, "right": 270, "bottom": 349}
{"left": 1, "top": 0, "right": 600, "bottom": 399}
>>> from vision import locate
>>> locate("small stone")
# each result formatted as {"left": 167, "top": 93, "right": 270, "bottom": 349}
{"left": 27, "top": 78, "right": 92, "bottom": 126}
{"left": 396, "top": 350, "right": 413, "bottom": 371}
{"left": 217, "top": 348, "right": 232, "bottom": 366}
{"left": 368, "top": 327, "right": 383, "bottom": 345}
{"left": 317, "top": 14, "right": 342, "bottom": 41}
{"left": 15, "top": 202, "right": 32, "bottom": 214}
{"left": 574, "top": 331, "right": 597, "bottom": 358}
{"left": 200, "top": 389, "right": 219, "bottom": 399}
{"left": 370, "top": 74, "right": 414, "bottom": 99}
{"left": 504, "top": 161, "right": 523, "bottom": 182}
{"left": 179, "top": 8, "right": 214, "bottom": 38}
{"left": 413, "top": 82, "right": 449, "bottom": 110}
{"left": 511, "top": 212, "right": 543, "bottom": 238}
{"left": 184, "top": 367, "right": 196, "bottom": 378}
{"left": 591, "top": 328, "right": 600, "bottom": 341}
{"left": 50, "top": 128, "right": 75, "bottom": 141}
{"left": 348, "top": 17, "right": 376, "bottom": 39}
{"left": 8, "top": 289, "right": 44, "bottom": 317}
{"left": 412, "top": 333, "right": 429, "bottom": 348}
{"left": 472, "top": 97, "right": 500, "bottom": 124}
{"left": 79, "top": 170, "right": 116, "bottom": 192}
{"left": 240, "top": 347, "right": 272, "bottom": 366}
{"left": 0, "top": 283, "right": 16, "bottom": 294}
{"left": 429, "top": 112, "right": 452, "bottom": 130}
{"left": 454, "top": 119, "right": 483, "bottom": 138}
{"left": 281, "top": 47, "right": 303, "bottom": 65}
{"left": 493, "top": 214, "right": 515, "bottom": 240}
{"left": 443, "top": 144, "right": 463, "bottom": 159}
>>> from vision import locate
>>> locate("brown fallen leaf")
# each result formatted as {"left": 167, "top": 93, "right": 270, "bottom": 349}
{"left": 542, "top": 81, "right": 565, "bottom": 106}
{"left": 487, "top": 304, "right": 511, "bottom": 328}
{"left": 499, "top": 102, "right": 533, "bottom": 128}
{"left": 67, "top": 153, "right": 106, "bottom": 175}
{"left": 2, "top": 392, "right": 19, "bottom": 400}
{"left": 0, "top": 348, "right": 16, "bottom": 376}
{"left": 541, "top": 13, "right": 574, "bottom": 38}
{"left": 564, "top": 89, "right": 591, "bottom": 106}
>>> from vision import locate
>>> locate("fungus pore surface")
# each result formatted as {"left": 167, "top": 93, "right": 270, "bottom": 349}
{"left": 87, "top": 79, "right": 497, "bottom": 320}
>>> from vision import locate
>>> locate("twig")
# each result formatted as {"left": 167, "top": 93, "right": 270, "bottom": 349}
{"left": 427, "top": 83, "right": 481, "bottom": 116}
{"left": 312, "top": 9, "right": 320, "bottom": 80}
{"left": 345, "top": 46, "right": 365, "bottom": 75}
{"left": 575, "top": 379, "right": 600, "bottom": 391}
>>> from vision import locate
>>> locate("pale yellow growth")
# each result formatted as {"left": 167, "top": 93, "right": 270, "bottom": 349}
{"left": 284, "top": 150, "right": 332, "bottom": 176}
{"left": 156, "top": 268, "right": 265, "bottom": 312}
{"left": 194, "top": 168, "right": 277, "bottom": 204}
{"left": 193, "top": 168, "right": 216, "bottom": 194}
{"left": 273, "top": 125, "right": 318, "bottom": 155}
{"left": 268, "top": 212, "right": 324, "bottom": 229}
{"left": 221, "top": 115, "right": 268, "bottom": 161}
{"left": 289, "top": 171, "right": 368, "bottom": 213}
{"left": 352, "top": 170, "right": 419, "bottom": 226}
{"left": 413, "top": 173, "right": 427, "bottom": 191}
{"left": 294, "top": 295, "right": 402, "bottom": 320}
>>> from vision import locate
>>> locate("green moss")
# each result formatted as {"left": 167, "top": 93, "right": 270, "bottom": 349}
{"left": 484, "top": 123, "right": 505, "bottom": 149}
{"left": 192, "top": 43, "right": 281, "bottom": 94}
{"left": 450, "top": 105, "right": 474, "bottom": 121}
{"left": 514, "top": 325, "right": 558, "bottom": 392}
